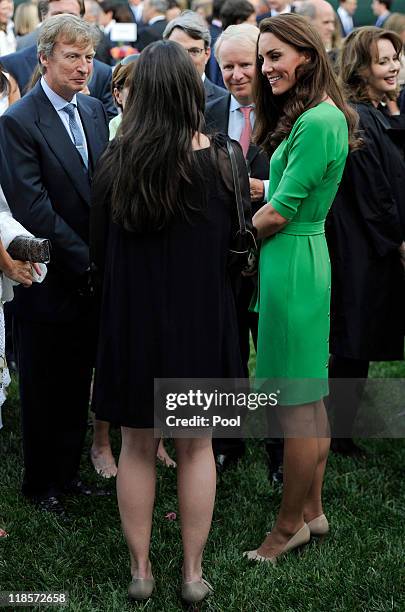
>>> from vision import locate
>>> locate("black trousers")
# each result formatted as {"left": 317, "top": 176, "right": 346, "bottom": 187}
{"left": 14, "top": 307, "right": 98, "bottom": 498}
{"left": 213, "top": 276, "right": 258, "bottom": 458}
{"left": 328, "top": 354, "right": 370, "bottom": 438}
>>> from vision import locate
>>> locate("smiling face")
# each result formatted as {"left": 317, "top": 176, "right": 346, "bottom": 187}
{"left": 258, "top": 32, "right": 308, "bottom": 95}
{"left": 0, "top": 0, "right": 13, "bottom": 24}
{"left": 366, "top": 38, "right": 400, "bottom": 104}
{"left": 40, "top": 37, "right": 95, "bottom": 100}
{"left": 218, "top": 38, "right": 256, "bottom": 105}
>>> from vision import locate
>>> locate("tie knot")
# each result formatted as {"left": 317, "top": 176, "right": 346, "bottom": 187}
{"left": 239, "top": 106, "right": 252, "bottom": 119}
{"left": 64, "top": 103, "right": 76, "bottom": 117}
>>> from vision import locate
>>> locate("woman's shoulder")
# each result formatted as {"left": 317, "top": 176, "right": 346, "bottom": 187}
{"left": 289, "top": 103, "right": 346, "bottom": 140}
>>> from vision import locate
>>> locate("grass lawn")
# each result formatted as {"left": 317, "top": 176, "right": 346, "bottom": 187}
{"left": 1, "top": 356, "right": 404, "bottom": 612}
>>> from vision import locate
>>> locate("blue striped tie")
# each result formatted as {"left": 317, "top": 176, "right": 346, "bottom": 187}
{"left": 63, "top": 103, "right": 88, "bottom": 169}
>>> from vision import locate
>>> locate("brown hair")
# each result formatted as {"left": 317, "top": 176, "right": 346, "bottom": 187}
{"left": 111, "top": 61, "right": 135, "bottom": 109}
{"left": 253, "top": 13, "right": 358, "bottom": 152}
{"left": 339, "top": 27, "right": 403, "bottom": 104}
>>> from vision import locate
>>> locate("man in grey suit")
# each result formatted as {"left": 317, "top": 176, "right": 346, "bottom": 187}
{"left": 163, "top": 10, "right": 227, "bottom": 103}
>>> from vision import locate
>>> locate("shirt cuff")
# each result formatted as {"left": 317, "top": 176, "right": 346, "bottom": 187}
{"left": 263, "top": 180, "right": 269, "bottom": 202}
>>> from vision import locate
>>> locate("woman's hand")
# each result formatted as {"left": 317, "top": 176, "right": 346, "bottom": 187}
{"left": 253, "top": 203, "right": 288, "bottom": 239}
{"left": 4, "top": 260, "right": 34, "bottom": 287}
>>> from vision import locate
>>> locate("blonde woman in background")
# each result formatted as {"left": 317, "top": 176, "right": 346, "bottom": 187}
{"left": 14, "top": 2, "right": 39, "bottom": 38}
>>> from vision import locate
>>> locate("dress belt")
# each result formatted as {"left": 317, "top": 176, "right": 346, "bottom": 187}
{"left": 280, "top": 220, "right": 325, "bottom": 236}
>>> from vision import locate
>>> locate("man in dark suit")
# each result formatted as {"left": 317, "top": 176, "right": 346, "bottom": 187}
{"left": 0, "top": 14, "right": 109, "bottom": 516}
{"left": 204, "top": 24, "right": 274, "bottom": 474}
{"left": 139, "top": 0, "right": 168, "bottom": 39}
{"left": 372, "top": 0, "right": 391, "bottom": 27}
{"left": 0, "top": 0, "right": 117, "bottom": 119}
{"left": 163, "top": 10, "right": 226, "bottom": 103}
{"left": 336, "top": 0, "right": 356, "bottom": 37}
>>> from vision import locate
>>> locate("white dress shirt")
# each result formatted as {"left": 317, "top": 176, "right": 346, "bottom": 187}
{"left": 337, "top": 6, "right": 354, "bottom": 36}
{"left": 228, "top": 95, "right": 269, "bottom": 200}
{"left": 40, "top": 77, "right": 89, "bottom": 162}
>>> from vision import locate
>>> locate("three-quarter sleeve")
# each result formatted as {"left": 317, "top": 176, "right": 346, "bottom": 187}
{"left": 271, "top": 114, "right": 335, "bottom": 220}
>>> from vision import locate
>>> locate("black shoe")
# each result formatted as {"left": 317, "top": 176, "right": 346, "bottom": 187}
{"left": 331, "top": 438, "right": 366, "bottom": 458}
{"left": 62, "top": 478, "right": 112, "bottom": 497}
{"left": 215, "top": 452, "right": 242, "bottom": 474}
{"left": 31, "top": 494, "right": 67, "bottom": 518}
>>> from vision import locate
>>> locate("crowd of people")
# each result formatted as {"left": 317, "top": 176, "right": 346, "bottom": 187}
{"left": 0, "top": 0, "right": 404, "bottom": 605}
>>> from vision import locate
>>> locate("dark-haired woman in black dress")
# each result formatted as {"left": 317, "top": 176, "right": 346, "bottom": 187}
{"left": 91, "top": 40, "right": 247, "bottom": 604}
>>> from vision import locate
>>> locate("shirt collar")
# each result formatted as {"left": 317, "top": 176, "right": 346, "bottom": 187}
{"left": 41, "top": 76, "right": 77, "bottom": 110}
{"left": 148, "top": 15, "right": 165, "bottom": 24}
{"left": 229, "top": 95, "right": 254, "bottom": 112}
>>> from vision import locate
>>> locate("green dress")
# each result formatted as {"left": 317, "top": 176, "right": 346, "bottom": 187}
{"left": 253, "top": 103, "right": 348, "bottom": 405}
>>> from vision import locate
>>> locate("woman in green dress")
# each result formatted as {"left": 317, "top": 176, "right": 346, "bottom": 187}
{"left": 244, "top": 14, "right": 358, "bottom": 563}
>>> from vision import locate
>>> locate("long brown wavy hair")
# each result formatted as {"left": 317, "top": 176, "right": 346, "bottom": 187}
{"left": 339, "top": 27, "right": 403, "bottom": 104}
{"left": 253, "top": 13, "right": 358, "bottom": 153}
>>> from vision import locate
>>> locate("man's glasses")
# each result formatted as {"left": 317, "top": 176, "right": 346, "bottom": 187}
{"left": 186, "top": 48, "right": 205, "bottom": 57}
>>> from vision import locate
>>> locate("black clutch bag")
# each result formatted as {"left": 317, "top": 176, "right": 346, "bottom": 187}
{"left": 7, "top": 236, "right": 51, "bottom": 263}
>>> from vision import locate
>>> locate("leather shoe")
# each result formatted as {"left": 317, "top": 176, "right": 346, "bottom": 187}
{"left": 62, "top": 478, "right": 111, "bottom": 497}
{"left": 128, "top": 577, "right": 155, "bottom": 601}
{"left": 31, "top": 494, "right": 67, "bottom": 518}
{"left": 215, "top": 452, "right": 242, "bottom": 474}
{"left": 181, "top": 578, "right": 213, "bottom": 604}
{"left": 244, "top": 523, "right": 310, "bottom": 565}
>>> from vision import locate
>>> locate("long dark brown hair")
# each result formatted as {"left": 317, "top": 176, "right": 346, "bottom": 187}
{"left": 253, "top": 13, "right": 358, "bottom": 152}
{"left": 339, "top": 27, "right": 403, "bottom": 104}
{"left": 99, "top": 40, "right": 206, "bottom": 232}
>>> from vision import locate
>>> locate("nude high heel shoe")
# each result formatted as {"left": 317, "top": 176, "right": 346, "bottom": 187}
{"left": 244, "top": 523, "right": 311, "bottom": 565}
{"left": 307, "top": 514, "right": 329, "bottom": 537}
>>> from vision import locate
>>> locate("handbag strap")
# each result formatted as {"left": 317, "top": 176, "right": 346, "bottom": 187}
{"left": 226, "top": 139, "right": 247, "bottom": 235}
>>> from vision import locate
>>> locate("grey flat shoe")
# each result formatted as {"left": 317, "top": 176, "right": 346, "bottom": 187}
{"left": 244, "top": 523, "right": 311, "bottom": 564}
{"left": 128, "top": 577, "right": 155, "bottom": 600}
{"left": 307, "top": 514, "right": 329, "bottom": 537}
{"left": 181, "top": 578, "right": 213, "bottom": 603}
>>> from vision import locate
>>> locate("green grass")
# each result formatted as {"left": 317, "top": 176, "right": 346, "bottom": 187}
{"left": 1, "top": 357, "right": 405, "bottom": 612}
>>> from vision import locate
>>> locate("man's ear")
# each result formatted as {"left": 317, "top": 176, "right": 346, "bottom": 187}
{"left": 205, "top": 47, "right": 211, "bottom": 65}
{"left": 39, "top": 52, "right": 48, "bottom": 70}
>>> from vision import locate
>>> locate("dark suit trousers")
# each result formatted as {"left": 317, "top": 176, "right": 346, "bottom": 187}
{"left": 14, "top": 305, "right": 98, "bottom": 498}
{"left": 212, "top": 276, "right": 258, "bottom": 458}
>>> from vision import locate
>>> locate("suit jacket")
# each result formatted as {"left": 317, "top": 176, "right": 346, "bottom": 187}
{"left": 0, "top": 81, "right": 109, "bottom": 322}
{"left": 205, "top": 93, "right": 269, "bottom": 210}
{"left": 16, "top": 29, "right": 37, "bottom": 51}
{"left": 204, "top": 77, "right": 227, "bottom": 103}
{"left": 146, "top": 17, "right": 167, "bottom": 39}
{"left": 0, "top": 43, "right": 117, "bottom": 119}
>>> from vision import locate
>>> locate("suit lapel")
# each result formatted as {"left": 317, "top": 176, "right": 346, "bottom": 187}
{"left": 32, "top": 83, "right": 91, "bottom": 205}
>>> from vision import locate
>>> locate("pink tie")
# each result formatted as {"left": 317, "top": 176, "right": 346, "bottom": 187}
{"left": 238, "top": 106, "right": 253, "bottom": 158}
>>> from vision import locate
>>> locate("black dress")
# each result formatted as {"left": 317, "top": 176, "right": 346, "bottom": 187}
{"left": 90, "top": 141, "right": 245, "bottom": 428}
{"left": 326, "top": 103, "right": 405, "bottom": 361}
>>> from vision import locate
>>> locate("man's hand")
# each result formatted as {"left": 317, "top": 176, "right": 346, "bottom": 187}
{"left": 249, "top": 178, "right": 264, "bottom": 202}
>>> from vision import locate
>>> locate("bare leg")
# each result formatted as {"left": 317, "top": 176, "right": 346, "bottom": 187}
{"left": 304, "top": 400, "right": 330, "bottom": 522}
{"left": 90, "top": 417, "right": 118, "bottom": 478}
{"left": 157, "top": 438, "right": 177, "bottom": 468}
{"left": 117, "top": 427, "right": 159, "bottom": 579}
{"left": 175, "top": 437, "right": 216, "bottom": 582}
{"left": 255, "top": 403, "right": 320, "bottom": 558}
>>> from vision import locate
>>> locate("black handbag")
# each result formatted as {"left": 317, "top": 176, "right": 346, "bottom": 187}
{"left": 7, "top": 236, "right": 51, "bottom": 263}
{"left": 225, "top": 139, "right": 258, "bottom": 274}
